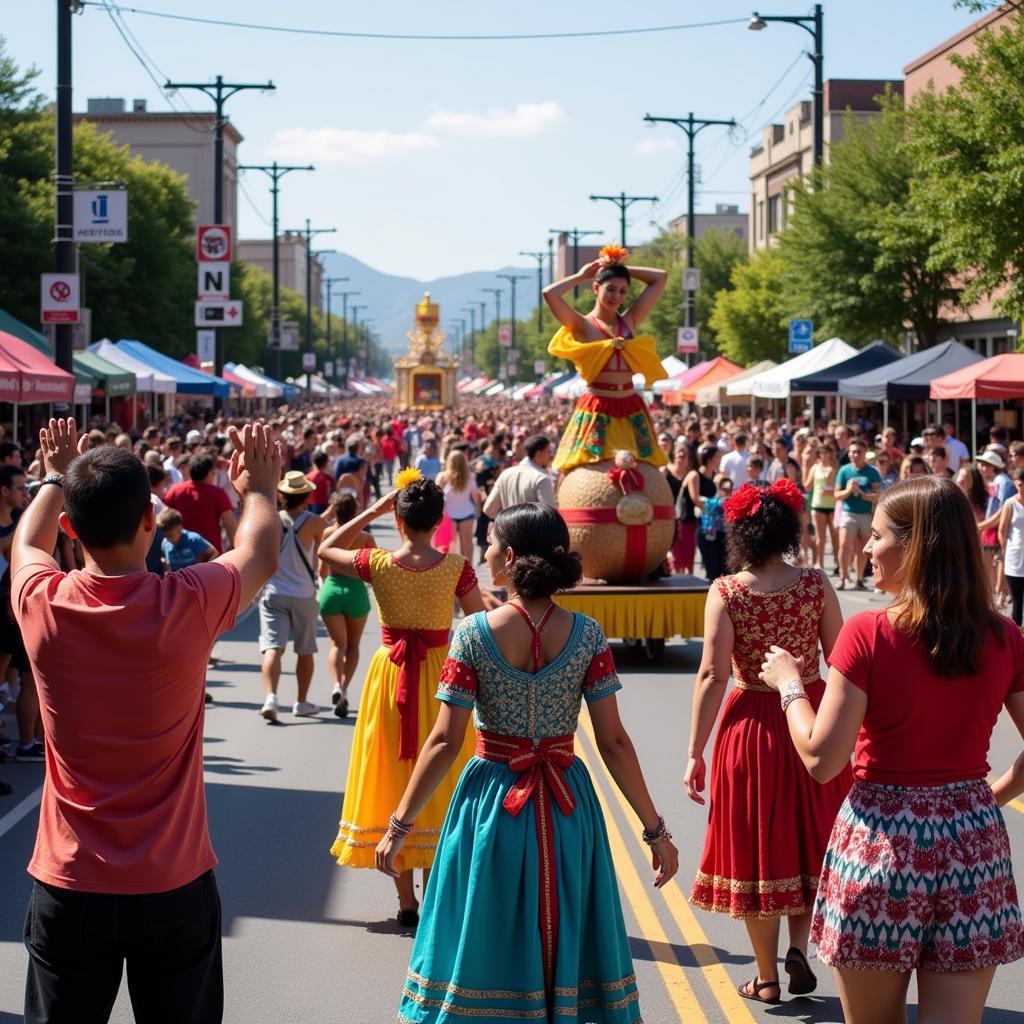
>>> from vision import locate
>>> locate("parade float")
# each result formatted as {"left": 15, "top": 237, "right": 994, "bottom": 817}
{"left": 394, "top": 292, "right": 459, "bottom": 410}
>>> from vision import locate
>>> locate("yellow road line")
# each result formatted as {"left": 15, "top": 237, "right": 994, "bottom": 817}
{"left": 578, "top": 717, "right": 757, "bottom": 1024}
{"left": 1009, "top": 797, "right": 1024, "bottom": 815}
{"left": 573, "top": 741, "right": 708, "bottom": 1024}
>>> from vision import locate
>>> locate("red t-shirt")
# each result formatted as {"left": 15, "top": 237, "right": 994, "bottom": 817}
{"left": 305, "top": 468, "right": 332, "bottom": 506}
{"left": 829, "top": 609, "right": 1024, "bottom": 786}
{"left": 380, "top": 436, "right": 398, "bottom": 461}
{"left": 14, "top": 560, "right": 240, "bottom": 894}
{"left": 164, "top": 480, "right": 233, "bottom": 552}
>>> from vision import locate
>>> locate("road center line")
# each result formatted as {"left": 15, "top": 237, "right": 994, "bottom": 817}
{"left": 0, "top": 784, "right": 42, "bottom": 840}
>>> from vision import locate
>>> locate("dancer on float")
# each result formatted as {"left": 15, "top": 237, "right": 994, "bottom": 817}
{"left": 685, "top": 478, "right": 854, "bottom": 1004}
{"left": 320, "top": 470, "right": 484, "bottom": 926}
{"left": 760, "top": 475, "right": 1024, "bottom": 1024}
{"left": 376, "top": 503, "right": 678, "bottom": 1023}
{"left": 543, "top": 246, "right": 668, "bottom": 473}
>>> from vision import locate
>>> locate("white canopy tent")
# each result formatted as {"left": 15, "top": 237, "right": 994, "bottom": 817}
{"left": 88, "top": 338, "right": 176, "bottom": 394}
{"left": 224, "top": 362, "right": 283, "bottom": 399}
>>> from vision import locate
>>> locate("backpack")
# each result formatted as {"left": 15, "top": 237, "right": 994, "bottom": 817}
{"left": 700, "top": 496, "right": 725, "bottom": 539}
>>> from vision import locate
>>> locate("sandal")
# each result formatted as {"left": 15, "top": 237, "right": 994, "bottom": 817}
{"left": 784, "top": 947, "right": 818, "bottom": 995}
{"left": 396, "top": 908, "right": 419, "bottom": 928}
{"left": 737, "top": 977, "right": 781, "bottom": 1004}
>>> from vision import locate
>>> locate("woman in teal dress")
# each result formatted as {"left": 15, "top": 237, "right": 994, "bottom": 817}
{"left": 376, "top": 503, "right": 679, "bottom": 1024}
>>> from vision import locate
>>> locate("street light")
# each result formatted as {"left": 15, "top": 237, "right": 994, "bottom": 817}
{"left": 349, "top": 304, "right": 367, "bottom": 379}
{"left": 461, "top": 306, "right": 478, "bottom": 371}
{"left": 497, "top": 273, "right": 530, "bottom": 387}
{"left": 336, "top": 290, "right": 360, "bottom": 387}
{"left": 549, "top": 228, "right": 602, "bottom": 298}
{"left": 284, "top": 221, "right": 337, "bottom": 398}
{"left": 748, "top": 5, "right": 824, "bottom": 166}
{"left": 323, "top": 275, "right": 348, "bottom": 382}
{"left": 519, "top": 251, "right": 547, "bottom": 331}
{"left": 480, "top": 287, "right": 504, "bottom": 380}
{"left": 588, "top": 192, "right": 659, "bottom": 249}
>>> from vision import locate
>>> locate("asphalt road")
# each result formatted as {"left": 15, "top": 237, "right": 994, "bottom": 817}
{"left": 1, "top": 522, "right": 1023, "bottom": 1023}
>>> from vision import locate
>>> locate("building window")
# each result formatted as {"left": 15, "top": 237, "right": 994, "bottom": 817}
{"left": 768, "top": 194, "right": 781, "bottom": 235}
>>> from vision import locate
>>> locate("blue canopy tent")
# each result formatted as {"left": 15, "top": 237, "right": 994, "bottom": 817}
{"left": 117, "top": 340, "right": 234, "bottom": 398}
{"left": 789, "top": 341, "right": 903, "bottom": 393}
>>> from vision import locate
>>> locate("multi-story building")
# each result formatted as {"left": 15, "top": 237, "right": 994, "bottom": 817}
{"left": 903, "top": 1, "right": 1019, "bottom": 355}
{"left": 668, "top": 204, "right": 747, "bottom": 245}
{"left": 236, "top": 236, "right": 324, "bottom": 311}
{"left": 75, "top": 98, "right": 240, "bottom": 233}
{"left": 553, "top": 234, "right": 603, "bottom": 281}
{"left": 748, "top": 79, "right": 902, "bottom": 252}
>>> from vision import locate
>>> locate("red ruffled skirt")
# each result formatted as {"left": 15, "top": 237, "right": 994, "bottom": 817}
{"left": 690, "top": 681, "right": 854, "bottom": 919}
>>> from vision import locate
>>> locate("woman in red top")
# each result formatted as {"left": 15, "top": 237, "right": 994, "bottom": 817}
{"left": 762, "top": 475, "right": 1024, "bottom": 1024}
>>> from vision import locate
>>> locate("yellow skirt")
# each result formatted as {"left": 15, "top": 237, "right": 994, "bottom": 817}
{"left": 330, "top": 644, "right": 475, "bottom": 871}
{"left": 553, "top": 391, "right": 668, "bottom": 473}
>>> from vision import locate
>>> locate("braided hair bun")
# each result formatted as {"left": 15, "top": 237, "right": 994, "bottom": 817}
{"left": 492, "top": 503, "right": 582, "bottom": 599}
{"left": 395, "top": 478, "right": 444, "bottom": 532}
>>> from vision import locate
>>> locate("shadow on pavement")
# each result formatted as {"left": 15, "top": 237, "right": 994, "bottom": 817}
{"left": 202, "top": 755, "right": 279, "bottom": 777}
{"left": 0, "top": 1011, "right": 22, "bottom": 1022}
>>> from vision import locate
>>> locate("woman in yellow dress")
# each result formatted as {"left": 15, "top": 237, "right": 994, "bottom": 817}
{"left": 319, "top": 474, "right": 484, "bottom": 926}
{"left": 543, "top": 246, "right": 669, "bottom": 473}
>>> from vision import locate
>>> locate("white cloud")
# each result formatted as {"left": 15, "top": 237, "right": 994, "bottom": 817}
{"left": 424, "top": 101, "right": 564, "bottom": 138}
{"left": 634, "top": 137, "right": 681, "bottom": 157}
{"left": 266, "top": 127, "right": 440, "bottom": 165}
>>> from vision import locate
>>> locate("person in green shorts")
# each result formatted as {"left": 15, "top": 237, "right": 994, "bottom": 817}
{"left": 318, "top": 492, "right": 374, "bottom": 718}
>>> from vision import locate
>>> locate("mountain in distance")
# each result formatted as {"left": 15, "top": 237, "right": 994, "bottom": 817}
{"left": 319, "top": 252, "right": 539, "bottom": 356}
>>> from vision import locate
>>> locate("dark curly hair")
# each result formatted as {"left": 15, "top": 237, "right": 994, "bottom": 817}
{"left": 725, "top": 486, "right": 802, "bottom": 569}
{"left": 492, "top": 503, "right": 582, "bottom": 599}
{"left": 395, "top": 478, "right": 444, "bottom": 532}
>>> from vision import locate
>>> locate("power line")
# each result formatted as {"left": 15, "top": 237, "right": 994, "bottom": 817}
{"left": 238, "top": 173, "right": 272, "bottom": 229}
{"left": 85, "top": 4, "right": 747, "bottom": 41}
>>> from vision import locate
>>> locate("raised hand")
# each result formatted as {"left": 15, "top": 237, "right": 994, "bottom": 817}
{"left": 227, "top": 422, "right": 282, "bottom": 500}
{"left": 39, "top": 418, "right": 88, "bottom": 476}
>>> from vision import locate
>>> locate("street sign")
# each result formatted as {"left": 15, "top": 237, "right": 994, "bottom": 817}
{"left": 196, "top": 224, "right": 232, "bottom": 262}
{"left": 498, "top": 325, "right": 512, "bottom": 347}
{"left": 74, "top": 189, "right": 128, "bottom": 243}
{"left": 682, "top": 267, "right": 701, "bottom": 292}
{"left": 41, "top": 273, "right": 80, "bottom": 324}
{"left": 197, "top": 262, "right": 230, "bottom": 299}
{"left": 324, "top": 360, "right": 334, "bottom": 377}
{"left": 677, "top": 326, "right": 699, "bottom": 354}
{"left": 196, "top": 330, "right": 216, "bottom": 363}
{"left": 788, "top": 318, "right": 813, "bottom": 354}
{"left": 302, "top": 352, "right": 316, "bottom": 371}
{"left": 195, "top": 300, "right": 243, "bottom": 327}
{"left": 268, "top": 321, "right": 300, "bottom": 350}
{"left": 507, "top": 348, "right": 518, "bottom": 364}
{"left": 533, "top": 359, "right": 546, "bottom": 375}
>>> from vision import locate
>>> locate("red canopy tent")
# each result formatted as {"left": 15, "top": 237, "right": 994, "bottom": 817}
{"left": 221, "top": 368, "right": 257, "bottom": 398}
{"left": 0, "top": 331, "right": 75, "bottom": 440}
{"left": 661, "top": 356, "right": 743, "bottom": 405}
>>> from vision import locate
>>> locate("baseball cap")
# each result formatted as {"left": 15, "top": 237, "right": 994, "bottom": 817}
{"left": 185, "top": 429, "right": 203, "bottom": 445}
{"left": 910, "top": 437, "right": 925, "bottom": 448}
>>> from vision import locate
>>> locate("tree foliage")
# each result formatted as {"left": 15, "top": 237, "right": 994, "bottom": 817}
{"left": 781, "top": 92, "right": 961, "bottom": 346}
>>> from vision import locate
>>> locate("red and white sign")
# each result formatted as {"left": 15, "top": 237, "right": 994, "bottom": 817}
{"left": 41, "top": 273, "right": 80, "bottom": 324}
{"left": 677, "top": 326, "right": 699, "bottom": 354}
{"left": 195, "top": 300, "right": 243, "bottom": 327}
{"left": 196, "top": 224, "right": 232, "bottom": 263}
{"left": 498, "top": 325, "right": 512, "bottom": 347}
{"left": 533, "top": 359, "right": 546, "bottom": 375}
{"left": 302, "top": 352, "right": 316, "bottom": 371}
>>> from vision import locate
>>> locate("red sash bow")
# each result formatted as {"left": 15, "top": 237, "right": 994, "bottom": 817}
{"left": 559, "top": 504, "right": 674, "bottom": 579}
{"left": 608, "top": 466, "right": 644, "bottom": 494}
{"left": 381, "top": 626, "right": 450, "bottom": 761}
{"left": 476, "top": 731, "right": 576, "bottom": 1001}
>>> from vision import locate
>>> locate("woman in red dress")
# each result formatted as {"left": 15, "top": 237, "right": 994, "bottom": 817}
{"left": 685, "top": 478, "right": 854, "bottom": 1003}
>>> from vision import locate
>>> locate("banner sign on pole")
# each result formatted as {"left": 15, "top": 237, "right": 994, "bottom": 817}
{"left": 302, "top": 352, "right": 316, "bottom": 371}
{"left": 682, "top": 267, "right": 701, "bottom": 292}
{"left": 197, "top": 263, "right": 230, "bottom": 299}
{"left": 196, "top": 224, "right": 232, "bottom": 262}
{"left": 533, "top": 359, "right": 546, "bottom": 375}
{"left": 195, "top": 300, "right": 243, "bottom": 327}
{"left": 676, "top": 326, "right": 699, "bottom": 354}
{"left": 74, "top": 189, "right": 128, "bottom": 243}
{"left": 196, "top": 330, "right": 216, "bottom": 363}
{"left": 498, "top": 325, "right": 512, "bottom": 347}
{"left": 324, "top": 360, "right": 334, "bottom": 377}
{"left": 41, "top": 273, "right": 80, "bottom": 324}
{"left": 788, "top": 319, "right": 813, "bottom": 354}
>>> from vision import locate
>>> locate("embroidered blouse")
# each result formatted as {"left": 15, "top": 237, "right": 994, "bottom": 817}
{"left": 437, "top": 611, "right": 620, "bottom": 737}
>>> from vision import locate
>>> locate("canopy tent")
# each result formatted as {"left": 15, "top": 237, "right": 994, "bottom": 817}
{"left": 838, "top": 340, "right": 984, "bottom": 402}
{"left": 788, "top": 341, "right": 903, "bottom": 393}
{"left": 552, "top": 373, "right": 584, "bottom": 400}
{"left": 661, "top": 356, "right": 743, "bottom": 405}
{"left": 118, "top": 340, "right": 233, "bottom": 398}
{"left": 224, "top": 362, "right": 287, "bottom": 400}
{"left": 0, "top": 331, "right": 74, "bottom": 404}
{"left": 694, "top": 360, "right": 776, "bottom": 407}
{"left": 730, "top": 338, "right": 856, "bottom": 399}
{"left": 89, "top": 339, "right": 176, "bottom": 394}
{"left": 929, "top": 353, "right": 1024, "bottom": 400}
{"left": 73, "top": 350, "right": 136, "bottom": 397}
{"left": 660, "top": 355, "right": 688, "bottom": 378}
{"left": 653, "top": 359, "right": 712, "bottom": 395}
{"left": 0, "top": 307, "right": 51, "bottom": 352}
{"left": 221, "top": 369, "right": 258, "bottom": 398}
{"left": 294, "top": 373, "right": 344, "bottom": 399}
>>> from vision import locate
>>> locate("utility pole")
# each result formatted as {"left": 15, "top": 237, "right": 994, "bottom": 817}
{"left": 480, "top": 287, "right": 503, "bottom": 381}
{"left": 461, "top": 306, "right": 477, "bottom": 371}
{"left": 349, "top": 304, "right": 367, "bottom": 380}
{"left": 476, "top": 301, "right": 487, "bottom": 371}
{"left": 284, "top": 220, "right": 336, "bottom": 399}
{"left": 588, "top": 192, "right": 659, "bottom": 248}
{"left": 164, "top": 75, "right": 275, "bottom": 403}
{"left": 237, "top": 161, "right": 314, "bottom": 379}
{"left": 54, "top": 0, "right": 79, "bottom": 376}
{"left": 323, "top": 276, "right": 348, "bottom": 382}
{"left": 497, "top": 273, "right": 529, "bottom": 387}
{"left": 644, "top": 113, "right": 737, "bottom": 334}
{"left": 546, "top": 236, "right": 555, "bottom": 285}
{"left": 550, "top": 228, "right": 601, "bottom": 297}
{"left": 451, "top": 319, "right": 467, "bottom": 367}
{"left": 519, "top": 251, "right": 546, "bottom": 331}
{"left": 337, "top": 290, "right": 360, "bottom": 388}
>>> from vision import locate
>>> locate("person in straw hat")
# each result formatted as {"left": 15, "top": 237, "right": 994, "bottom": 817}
{"left": 258, "top": 470, "right": 327, "bottom": 722}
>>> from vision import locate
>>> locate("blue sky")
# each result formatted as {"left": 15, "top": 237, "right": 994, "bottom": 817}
{"left": 10, "top": 1, "right": 980, "bottom": 280}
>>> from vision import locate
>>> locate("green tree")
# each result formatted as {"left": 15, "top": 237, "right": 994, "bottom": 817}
{"left": 780, "top": 93, "right": 960, "bottom": 347}
{"left": 910, "top": 14, "right": 1024, "bottom": 321}
{"left": 709, "top": 247, "right": 796, "bottom": 364}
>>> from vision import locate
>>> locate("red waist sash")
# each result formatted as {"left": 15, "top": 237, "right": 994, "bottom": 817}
{"left": 476, "top": 730, "right": 576, "bottom": 999}
{"left": 381, "top": 626, "right": 450, "bottom": 761}
{"left": 559, "top": 504, "right": 674, "bottom": 579}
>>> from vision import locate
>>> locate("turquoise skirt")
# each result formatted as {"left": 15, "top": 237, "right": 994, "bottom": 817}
{"left": 398, "top": 756, "right": 641, "bottom": 1023}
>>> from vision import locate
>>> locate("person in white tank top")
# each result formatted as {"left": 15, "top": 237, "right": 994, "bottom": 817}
{"left": 435, "top": 450, "right": 480, "bottom": 561}
{"left": 998, "top": 471, "right": 1024, "bottom": 625}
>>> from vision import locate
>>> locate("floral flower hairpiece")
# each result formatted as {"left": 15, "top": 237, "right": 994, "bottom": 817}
{"left": 394, "top": 467, "right": 423, "bottom": 490}
{"left": 598, "top": 244, "right": 630, "bottom": 266}
{"left": 724, "top": 478, "right": 804, "bottom": 524}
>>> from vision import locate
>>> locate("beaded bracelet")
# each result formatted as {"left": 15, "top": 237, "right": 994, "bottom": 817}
{"left": 781, "top": 691, "right": 811, "bottom": 713}
{"left": 387, "top": 813, "right": 414, "bottom": 838}
{"left": 641, "top": 815, "right": 673, "bottom": 846}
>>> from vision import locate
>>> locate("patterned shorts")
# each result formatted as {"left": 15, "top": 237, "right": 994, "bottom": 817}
{"left": 812, "top": 779, "right": 1024, "bottom": 973}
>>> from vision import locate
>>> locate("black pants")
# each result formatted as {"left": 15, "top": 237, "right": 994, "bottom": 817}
{"left": 1008, "top": 574, "right": 1024, "bottom": 627}
{"left": 697, "top": 532, "right": 727, "bottom": 581}
{"left": 24, "top": 870, "right": 223, "bottom": 1024}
